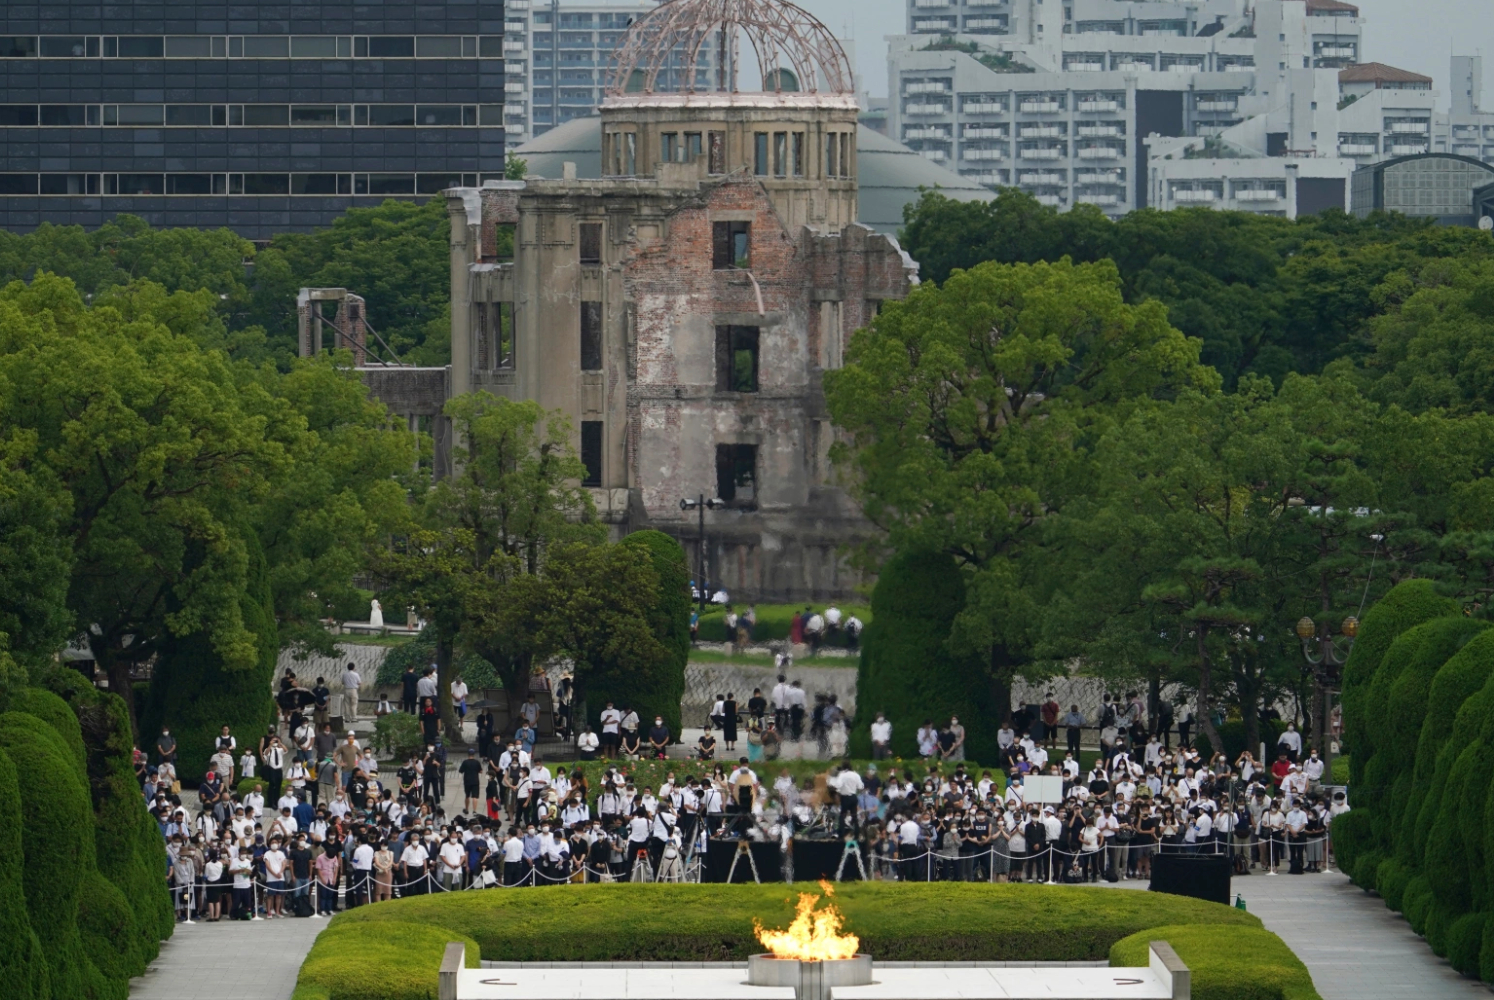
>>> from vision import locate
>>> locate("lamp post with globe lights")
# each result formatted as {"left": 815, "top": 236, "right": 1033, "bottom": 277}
{"left": 1295, "top": 531, "right": 1383, "bottom": 777}
{"left": 680, "top": 495, "right": 728, "bottom": 611}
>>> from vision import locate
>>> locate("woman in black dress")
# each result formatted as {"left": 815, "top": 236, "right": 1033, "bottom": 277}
{"left": 723, "top": 693, "right": 739, "bottom": 752}
{"left": 420, "top": 697, "right": 439, "bottom": 744}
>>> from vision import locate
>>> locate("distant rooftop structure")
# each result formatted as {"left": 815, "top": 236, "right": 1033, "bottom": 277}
{"left": 1298, "top": 0, "right": 1361, "bottom": 16}
{"left": 1339, "top": 63, "right": 1434, "bottom": 88}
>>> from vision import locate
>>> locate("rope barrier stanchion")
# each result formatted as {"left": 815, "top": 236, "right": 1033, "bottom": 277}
{"left": 183, "top": 883, "right": 196, "bottom": 925}
{"left": 251, "top": 878, "right": 263, "bottom": 921}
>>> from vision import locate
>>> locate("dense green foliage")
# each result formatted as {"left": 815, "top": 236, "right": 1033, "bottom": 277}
{"left": 1337, "top": 579, "right": 1494, "bottom": 981}
{"left": 295, "top": 883, "right": 1279, "bottom": 1000}
{"left": 0, "top": 203, "right": 452, "bottom": 366}
{"left": 605, "top": 530, "right": 692, "bottom": 738}
{"left": 850, "top": 550, "right": 996, "bottom": 760}
{"left": 0, "top": 679, "right": 174, "bottom": 1000}
{"left": 899, "top": 191, "right": 1491, "bottom": 388}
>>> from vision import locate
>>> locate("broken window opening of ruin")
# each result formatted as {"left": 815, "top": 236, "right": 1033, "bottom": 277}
{"left": 715, "top": 325, "right": 759, "bottom": 393}
{"left": 580, "top": 301, "right": 603, "bottom": 370}
{"left": 712, "top": 221, "right": 750, "bottom": 269}
{"left": 716, "top": 443, "right": 757, "bottom": 506}
{"left": 581, "top": 420, "right": 603, "bottom": 487}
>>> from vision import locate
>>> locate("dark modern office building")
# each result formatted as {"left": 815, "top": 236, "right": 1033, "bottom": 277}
{"left": 0, "top": 3, "right": 505, "bottom": 238}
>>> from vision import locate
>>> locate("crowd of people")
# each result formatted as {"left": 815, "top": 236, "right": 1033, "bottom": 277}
{"left": 132, "top": 659, "right": 1346, "bottom": 920}
{"left": 688, "top": 601, "right": 864, "bottom": 656}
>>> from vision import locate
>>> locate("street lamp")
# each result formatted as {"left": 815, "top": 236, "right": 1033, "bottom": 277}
{"left": 1296, "top": 531, "right": 1383, "bottom": 778}
{"left": 680, "top": 494, "right": 727, "bottom": 610}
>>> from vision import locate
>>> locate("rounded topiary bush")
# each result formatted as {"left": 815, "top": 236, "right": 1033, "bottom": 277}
{"left": 1376, "top": 858, "right": 1412, "bottom": 912}
{"left": 1426, "top": 901, "right": 1459, "bottom": 957}
{"left": 849, "top": 549, "right": 996, "bottom": 762}
{"left": 1449, "top": 912, "right": 1486, "bottom": 977}
{"left": 77, "top": 869, "right": 143, "bottom": 994}
{"left": 0, "top": 747, "right": 49, "bottom": 1000}
{"left": 1340, "top": 579, "right": 1457, "bottom": 788}
{"left": 1404, "top": 875, "right": 1434, "bottom": 935}
{"left": 296, "top": 920, "right": 481, "bottom": 1000}
{"left": 0, "top": 710, "right": 107, "bottom": 1000}
{"left": 1353, "top": 849, "right": 1384, "bottom": 892}
{"left": 1332, "top": 810, "right": 1370, "bottom": 878}
{"left": 12, "top": 685, "right": 87, "bottom": 780}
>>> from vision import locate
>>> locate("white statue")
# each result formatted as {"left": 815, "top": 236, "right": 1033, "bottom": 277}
{"left": 369, "top": 599, "right": 384, "bottom": 628}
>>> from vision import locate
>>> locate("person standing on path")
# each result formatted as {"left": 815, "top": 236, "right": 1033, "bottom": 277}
{"left": 341, "top": 662, "right": 362, "bottom": 724}
{"left": 723, "top": 693, "right": 739, "bottom": 752}
{"left": 871, "top": 713, "right": 892, "bottom": 759}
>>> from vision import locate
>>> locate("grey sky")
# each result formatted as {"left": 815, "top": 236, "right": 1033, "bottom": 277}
{"left": 795, "top": 0, "right": 1493, "bottom": 106}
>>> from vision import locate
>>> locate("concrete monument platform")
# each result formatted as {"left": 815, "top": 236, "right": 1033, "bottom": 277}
{"left": 441, "top": 946, "right": 1189, "bottom": 1000}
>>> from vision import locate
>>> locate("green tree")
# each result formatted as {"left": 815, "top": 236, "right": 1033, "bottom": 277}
{"left": 0, "top": 273, "right": 298, "bottom": 733}
{"left": 825, "top": 256, "right": 1215, "bottom": 720}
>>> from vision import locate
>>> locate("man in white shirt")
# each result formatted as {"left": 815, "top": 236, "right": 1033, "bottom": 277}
{"left": 1301, "top": 750, "right": 1325, "bottom": 793}
{"left": 771, "top": 675, "right": 792, "bottom": 733}
{"left": 262, "top": 838, "right": 288, "bottom": 917}
{"left": 788, "top": 682, "right": 807, "bottom": 741}
{"left": 870, "top": 713, "right": 892, "bottom": 759}
{"left": 1285, "top": 802, "right": 1308, "bottom": 871}
{"left": 501, "top": 829, "right": 527, "bottom": 886}
{"left": 401, "top": 835, "right": 430, "bottom": 894}
{"left": 829, "top": 763, "right": 865, "bottom": 833}
{"left": 577, "top": 726, "right": 600, "bottom": 760}
{"left": 438, "top": 833, "right": 467, "bottom": 891}
{"left": 599, "top": 702, "right": 622, "bottom": 759}
{"left": 341, "top": 663, "right": 362, "bottom": 724}
{"left": 1277, "top": 722, "right": 1303, "bottom": 762}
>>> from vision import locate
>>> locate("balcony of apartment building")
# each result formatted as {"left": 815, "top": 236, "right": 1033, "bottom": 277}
{"left": 1169, "top": 181, "right": 1223, "bottom": 203}
{"left": 1160, "top": 54, "right": 1206, "bottom": 74}
{"left": 1076, "top": 121, "right": 1123, "bottom": 138}
{"left": 1196, "top": 94, "right": 1239, "bottom": 113}
{"left": 912, "top": 16, "right": 959, "bottom": 33}
{"left": 1018, "top": 96, "right": 1065, "bottom": 114}
{"left": 1081, "top": 167, "right": 1123, "bottom": 185}
{"left": 917, "top": 142, "right": 953, "bottom": 163}
{"left": 1019, "top": 122, "right": 1065, "bottom": 139}
{"left": 1384, "top": 119, "right": 1430, "bottom": 156}
{"left": 1075, "top": 189, "right": 1124, "bottom": 207}
{"left": 904, "top": 124, "right": 953, "bottom": 142}
{"left": 1231, "top": 181, "right": 1286, "bottom": 206}
{"left": 962, "top": 168, "right": 1009, "bottom": 188}
{"left": 905, "top": 79, "right": 953, "bottom": 95}
{"left": 1217, "top": 55, "right": 1256, "bottom": 71}
{"left": 1064, "top": 53, "right": 1107, "bottom": 72}
{"left": 1075, "top": 21, "right": 1126, "bottom": 35}
{"left": 1139, "top": 20, "right": 1189, "bottom": 36}
{"left": 964, "top": 0, "right": 1009, "bottom": 6}
{"left": 504, "top": 36, "right": 526, "bottom": 53}
{"left": 1076, "top": 94, "right": 1124, "bottom": 113}
{"left": 1018, "top": 142, "right": 1067, "bottom": 160}
{"left": 1022, "top": 188, "right": 1068, "bottom": 207}
{"left": 962, "top": 97, "right": 1011, "bottom": 115}
{"left": 911, "top": 0, "right": 954, "bottom": 7}
{"left": 1338, "top": 133, "right": 1378, "bottom": 156}
{"left": 1076, "top": 142, "right": 1124, "bottom": 159}
{"left": 964, "top": 15, "right": 1010, "bottom": 33}
{"left": 1112, "top": 54, "right": 1156, "bottom": 72}
{"left": 961, "top": 143, "right": 1009, "bottom": 162}
{"left": 1312, "top": 39, "right": 1358, "bottom": 68}
{"left": 904, "top": 99, "right": 953, "bottom": 117}
{"left": 962, "top": 123, "right": 1009, "bottom": 139}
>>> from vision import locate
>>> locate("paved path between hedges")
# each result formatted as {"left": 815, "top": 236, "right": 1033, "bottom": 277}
{"left": 1107, "top": 868, "right": 1489, "bottom": 999}
{"left": 129, "top": 916, "right": 328, "bottom": 1000}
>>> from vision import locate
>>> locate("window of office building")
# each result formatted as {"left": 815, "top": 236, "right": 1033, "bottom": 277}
{"left": 715, "top": 325, "right": 759, "bottom": 392}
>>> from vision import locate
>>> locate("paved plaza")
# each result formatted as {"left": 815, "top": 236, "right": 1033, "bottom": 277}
{"left": 128, "top": 916, "right": 327, "bottom": 1000}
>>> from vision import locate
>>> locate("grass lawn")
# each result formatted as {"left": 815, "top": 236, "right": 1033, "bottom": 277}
{"left": 294, "top": 883, "right": 1317, "bottom": 1000}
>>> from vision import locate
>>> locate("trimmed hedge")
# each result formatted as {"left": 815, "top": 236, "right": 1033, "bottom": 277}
{"left": 0, "top": 710, "right": 111, "bottom": 1000}
{"left": 1109, "top": 924, "right": 1321, "bottom": 1000}
{"left": 0, "top": 747, "right": 49, "bottom": 1000}
{"left": 296, "top": 884, "right": 1296, "bottom": 1000}
{"left": 1339, "top": 579, "right": 1456, "bottom": 791}
{"left": 849, "top": 550, "right": 997, "bottom": 762}
{"left": 1330, "top": 810, "right": 1370, "bottom": 881}
{"left": 295, "top": 920, "right": 480, "bottom": 1000}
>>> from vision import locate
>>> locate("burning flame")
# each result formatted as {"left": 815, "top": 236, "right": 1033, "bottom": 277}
{"left": 754, "top": 881, "right": 860, "bottom": 962}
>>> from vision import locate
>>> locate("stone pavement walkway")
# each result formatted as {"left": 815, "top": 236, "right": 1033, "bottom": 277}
{"left": 1108, "top": 868, "right": 1489, "bottom": 999}
{"left": 129, "top": 917, "right": 328, "bottom": 1000}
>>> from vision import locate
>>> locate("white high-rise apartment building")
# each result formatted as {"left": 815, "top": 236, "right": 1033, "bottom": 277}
{"left": 887, "top": 0, "right": 1444, "bottom": 218}
{"left": 502, "top": 0, "right": 722, "bottom": 145}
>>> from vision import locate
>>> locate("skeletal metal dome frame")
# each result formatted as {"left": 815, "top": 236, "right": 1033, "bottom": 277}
{"left": 605, "top": 0, "right": 855, "bottom": 97}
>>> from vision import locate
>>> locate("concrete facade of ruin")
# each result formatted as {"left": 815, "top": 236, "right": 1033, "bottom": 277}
{"left": 435, "top": 1, "right": 918, "bottom": 602}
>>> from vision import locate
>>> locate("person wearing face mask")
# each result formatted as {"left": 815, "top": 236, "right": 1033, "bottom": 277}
{"left": 401, "top": 830, "right": 430, "bottom": 895}
{"left": 647, "top": 716, "right": 671, "bottom": 759}
{"left": 438, "top": 831, "right": 467, "bottom": 891}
